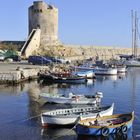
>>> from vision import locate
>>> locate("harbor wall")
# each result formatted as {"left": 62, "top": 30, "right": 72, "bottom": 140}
{"left": 62, "top": 45, "right": 140, "bottom": 61}
{"left": 0, "top": 68, "right": 40, "bottom": 84}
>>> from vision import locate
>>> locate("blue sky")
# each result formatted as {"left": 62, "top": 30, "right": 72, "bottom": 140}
{"left": 0, "top": 0, "right": 140, "bottom": 47}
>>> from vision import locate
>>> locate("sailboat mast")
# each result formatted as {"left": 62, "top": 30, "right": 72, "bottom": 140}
{"left": 134, "top": 11, "right": 138, "bottom": 58}
{"left": 131, "top": 10, "right": 134, "bottom": 56}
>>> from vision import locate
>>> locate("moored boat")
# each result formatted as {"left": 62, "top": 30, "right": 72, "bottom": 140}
{"left": 117, "top": 65, "right": 127, "bottom": 73}
{"left": 39, "top": 91, "right": 103, "bottom": 105}
{"left": 41, "top": 103, "right": 114, "bottom": 126}
{"left": 93, "top": 67, "right": 117, "bottom": 75}
{"left": 76, "top": 111, "right": 134, "bottom": 136}
{"left": 73, "top": 70, "right": 96, "bottom": 79}
{"left": 39, "top": 73, "right": 87, "bottom": 84}
{"left": 124, "top": 59, "right": 140, "bottom": 67}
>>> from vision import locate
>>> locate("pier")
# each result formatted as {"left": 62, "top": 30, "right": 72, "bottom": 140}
{"left": 0, "top": 61, "right": 48, "bottom": 84}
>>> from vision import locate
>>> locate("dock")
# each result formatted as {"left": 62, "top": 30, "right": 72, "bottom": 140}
{"left": 0, "top": 61, "right": 48, "bottom": 84}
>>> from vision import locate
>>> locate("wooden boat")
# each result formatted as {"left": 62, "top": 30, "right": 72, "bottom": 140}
{"left": 39, "top": 91, "right": 103, "bottom": 105}
{"left": 39, "top": 72, "right": 87, "bottom": 84}
{"left": 41, "top": 103, "right": 114, "bottom": 126}
{"left": 77, "top": 129, "right": 133, "bottom": 140}
{"left": 76, "top": 111, "right": 134, "bottom": 136}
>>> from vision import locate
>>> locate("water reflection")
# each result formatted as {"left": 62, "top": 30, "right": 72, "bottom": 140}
{"left": 41, "top": 128, "right": 133, "bottom": 140}
{"left": 41, "top": 127, "right": 77, "bottom": 140}
{"left": 0, "top": 81, "right": 41, "bottom": 95}
{"left": 117, "top": 73, "right": 126, "bottom": 80}
{"left": 96, "top": 75, "right": 118, "bottom": 82}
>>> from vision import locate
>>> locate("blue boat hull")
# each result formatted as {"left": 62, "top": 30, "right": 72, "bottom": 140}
{"left": 76, "top": 122, "right": 133, "bottom": 136}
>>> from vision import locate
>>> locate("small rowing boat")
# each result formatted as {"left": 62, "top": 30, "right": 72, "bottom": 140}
{"left": 41, "top": 103, "right": 114, "bottom": 126}
{"left": 39, "top": 91, "right": 103, "bottom": 105}
{"left": 76, "top": 111, "right": 134, "bottom": 136}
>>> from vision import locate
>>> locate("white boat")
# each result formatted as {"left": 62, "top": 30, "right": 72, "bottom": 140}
{"left": 94, "top": 67, "right": 117, "bottom": 75}
{"left": 73, "top": 70, "right": 96, "bottom": 79}
{"left": 71, "top": 66, "right": 94, "bottom": 71}
{"left": 39, "top": 92, "right": 103, "bottom": 105}
{"left": 41, "top": 103, "right": 114, "bottom": 126}
{"left": 124, "top": 59, "right": 140, "bottom": 67}
{"left": 117, "top": 65, "right": 127, "bottom": 73}
{"left": 72, "top": 66, "right": 117, "bottom": 75}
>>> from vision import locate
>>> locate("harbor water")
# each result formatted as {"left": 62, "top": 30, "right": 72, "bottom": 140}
{"left": 0, "top": 67, "right": 140, "bottom": 140}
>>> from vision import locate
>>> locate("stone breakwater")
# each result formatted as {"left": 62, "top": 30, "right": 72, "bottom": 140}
{"left": 0, "top": 46, "right": 139, "bottom": 84}
{"left": 62, "top": 45, "right": 139, "bottom": 60}
{"left": 37, "top": 45, "right": 139, "bottom": 61}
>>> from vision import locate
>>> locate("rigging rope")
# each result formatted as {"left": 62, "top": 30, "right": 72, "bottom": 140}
{"left": 20, "top": 114, "right": 41, "bottom": 122}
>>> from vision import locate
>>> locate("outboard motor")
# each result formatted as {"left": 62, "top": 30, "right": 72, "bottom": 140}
{"left": 95, "top": 92, "right": 103, "bottom": 103}
{"left": 95, "top": 91, "right": 103, "bottom": 98}
{"left": 68, "top": 92, "right": 74, "bottom": 98}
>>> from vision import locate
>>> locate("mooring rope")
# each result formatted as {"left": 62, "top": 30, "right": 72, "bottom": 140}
{"left": 0, "top": 114, "right": 41, "bottom": 127}
{"left": 20, "top": 114, "right": 41, "bottom": 122}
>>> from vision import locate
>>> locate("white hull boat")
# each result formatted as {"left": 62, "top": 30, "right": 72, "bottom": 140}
{"left": 39, "top": 92, "right": 103, "bottom": 105}
{"left": 124, "top": 59, "right": 140, "bottom": 67}
{"left": 73, "top": 70, "right": 95, "bottom": 79}
{"left": 71, "top": 66, "right": 94, "bottom": 71}
{"left": 41, "top": 103, "right": 114, "bottom": 126}
{"left": 94, "top": 67, "right": 117, "bottom": 75}
{"left": 117, "top": 66, "right": 127, "bottom": 73}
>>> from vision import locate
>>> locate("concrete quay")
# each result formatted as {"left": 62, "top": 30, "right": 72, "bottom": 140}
{"left": 0, "top": 61, "right": 48, "bottom": 84}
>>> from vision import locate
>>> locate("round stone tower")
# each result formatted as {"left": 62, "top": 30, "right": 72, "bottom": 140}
{"left": 28, "top": 1, "right": 59, "bottom": 47}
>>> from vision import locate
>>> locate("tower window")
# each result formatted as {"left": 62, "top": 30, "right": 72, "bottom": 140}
{"left": 37, "top": 24, "right": 40, "bottom": 28}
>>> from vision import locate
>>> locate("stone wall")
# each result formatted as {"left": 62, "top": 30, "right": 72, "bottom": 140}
{"left": 33, "top": 43, "right": 139, "bottom": 61}
{"left": 61, "top": 44, "right": 140, "bottom": 61}
{"left": 0, "top": 68, "right": 39, "bottom": 84}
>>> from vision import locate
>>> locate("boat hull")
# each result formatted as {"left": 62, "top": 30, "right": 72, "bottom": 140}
{"left": 40, "top": 96, "right": 97, "bottom": 104}
{"left": 124, "top": 60, "right": 140, "bottom": 67}
{"left": 76, "top": 112, "right": 134, "bottom": 136}
{"left": 39, "top": 93, "right": 99, "bottom": 105}
{"left": 76, "top": 122, "right": 133, "bottom": 136}
{"left": 41, "top": 103, "right": 114, "bottom": 126}
{"left": 94, "top": 68, "right": 117, "bottom": 75}
{"left": 41, "top": 74, "right": 87, "bottom": 84}
{"left": 117, "top": 67, "right": 126, "bottom": 73}
{"left": 73, "top": 70, "right": 95, "bottom": 79}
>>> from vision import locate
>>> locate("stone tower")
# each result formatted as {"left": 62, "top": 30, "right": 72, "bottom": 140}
{"left": 28, "top": 1, "right": 59, "bottom": 47}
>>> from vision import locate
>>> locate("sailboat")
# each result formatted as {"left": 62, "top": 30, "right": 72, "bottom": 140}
{"left": 124, "top": 10, "right": 140, "bottom": 67}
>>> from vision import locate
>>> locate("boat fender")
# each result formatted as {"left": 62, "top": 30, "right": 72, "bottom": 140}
{"left": 121, "top": 125, "right": 128, "bottom": 134}
{"left": 116, "top": 127, "right": 121, "bottom": 135}
{"left": 101, "top": 127, "right": 109, "bottom": 136}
